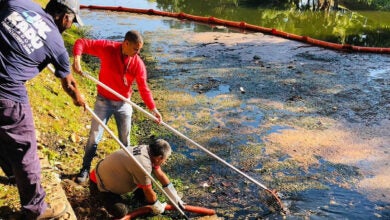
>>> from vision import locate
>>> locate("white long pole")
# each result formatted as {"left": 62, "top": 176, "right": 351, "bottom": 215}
{"left": 85, "top": 105, "right": 188, "bottom": 218}
{"left": 80, "top": 70, "right": 271, "bottom": 192}
{"left": 47, "top": 65, "right": 188, "bottom": 218}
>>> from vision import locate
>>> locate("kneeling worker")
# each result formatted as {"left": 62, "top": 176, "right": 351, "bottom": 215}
{"left": 89, "top": 139, "right": 184, "bottom": 218}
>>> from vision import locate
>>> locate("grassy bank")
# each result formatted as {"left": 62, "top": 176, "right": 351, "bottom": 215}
{"left": 0, "top": 0, "right": 171, "bottom": 215}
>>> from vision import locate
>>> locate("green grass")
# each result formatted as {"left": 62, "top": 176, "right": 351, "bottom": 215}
{"left": 1, "top": 0, "right": 172, "bottom": 211}
{"left": 0, "top": 2, "right": 185, "bottom": 218}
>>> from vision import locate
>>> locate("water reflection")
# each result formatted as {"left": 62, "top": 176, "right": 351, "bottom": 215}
{"left": 81, "top": 0, "right": 390, "bottom": 47}
{"left": 289, "top": 185, "right": 389, "bottom": 219}
{"left": 80, "top": 10, "right": 217, "bottom": 39}
{"left": 80, "top": 0, "right": 157, "bottom": 9}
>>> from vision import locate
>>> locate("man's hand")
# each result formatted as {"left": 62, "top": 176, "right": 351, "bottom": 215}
{"left": 152, "top": 108, "right": 162, "bottom": 124}
{"left": 163, "top": 183, "right": 184, "bottom": 207}
{"left": 150, "top": 200, "right": 166, "bottom": 214}
{"left": 61, "top": 74, "right": 85, "bottom": 108}
{"left": 73, "top": 94, "right": 86, "bottom": 107}
{"left": 72, "top": 55, "right": 83, "bottom": 75}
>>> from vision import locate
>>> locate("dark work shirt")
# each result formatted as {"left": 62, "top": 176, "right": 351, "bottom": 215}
{"left": 0, "top": 0, "right": 70, "bottom": 103}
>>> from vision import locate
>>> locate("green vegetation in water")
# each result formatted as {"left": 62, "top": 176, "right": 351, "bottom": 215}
{"left": 285, "top": 116, "right": 332, "bottom": 130}
{"left": 156, "top": 0, "right": 390, "bottom": 47}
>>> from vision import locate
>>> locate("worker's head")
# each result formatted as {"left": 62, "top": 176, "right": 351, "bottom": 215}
{"left": 122, "top": 30, "right": 144, "bottom": 57}
{"left": 149, "top": 139, "right": 172, "bottom": 167}
{"left": 45, "top": 0, "right": 83, "bottom": 33}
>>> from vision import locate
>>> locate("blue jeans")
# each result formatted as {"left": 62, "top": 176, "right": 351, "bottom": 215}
{"left": 82, "top": 95, "right": 133, "bottom": 170}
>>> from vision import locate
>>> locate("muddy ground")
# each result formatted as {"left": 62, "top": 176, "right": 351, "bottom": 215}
{"left": 143, "top": 28, "right": 389, "bottom": 199}
{"left": 133, "top": 28, "right": 389, "bottom": 218}
{"left": 63, "top": 28, "right": 390, "bottom": 219}
{"left": 58, "top": 9, "right": 389, "bottom": 218}
{"left": 3, "top": 24, "right": 388, "bottom": 219}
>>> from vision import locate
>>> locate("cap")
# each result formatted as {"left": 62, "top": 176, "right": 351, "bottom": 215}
{"left": 54, "top": 0, "right": 83, "bottom": 26}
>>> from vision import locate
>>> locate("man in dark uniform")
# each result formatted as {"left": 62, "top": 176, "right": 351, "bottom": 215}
{"left": 0, "top": 0, "right": 85, "bottom": 219}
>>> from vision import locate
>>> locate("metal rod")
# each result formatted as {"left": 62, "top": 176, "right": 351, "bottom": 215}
{"left": 81, "top": 70, "right": 271, "bottom": 191}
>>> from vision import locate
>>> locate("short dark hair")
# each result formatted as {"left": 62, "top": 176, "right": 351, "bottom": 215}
{"left": 124, "top": 30, "right": 143, "bottom": 44}
{"left": 45, "top": 0, "right": 73, "bottom": 16}
{"left": 149, "top": 139, "right": 171, "bottom": 159}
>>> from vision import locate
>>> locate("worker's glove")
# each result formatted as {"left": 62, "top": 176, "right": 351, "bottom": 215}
{"left": 151, "top": 200, "right": 166, "bottom": 214}
{"left": 163, "top": 183, "right": 185, "bottom": 207}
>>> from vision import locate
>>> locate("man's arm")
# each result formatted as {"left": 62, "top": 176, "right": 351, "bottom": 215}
{"left": 134, "top": 58, "right": 163, "bottom": 123}
{"left": 143, "top": 185, "right": 157, "bottom": 204}
{"left": 142, "top": 186, "right": 167, "bottom": 214}
{"left": 153, "top": 166, "right": 170, "bottom": 186}
{"left": 142, "top": 167, "right": 170, "bottom": 207}
{"left": 72, "top": 55, "right": 82, "bottom": 74}
{"left": 153, "top": 167, "right": 184, "bottom": 207}
{"left": 61, "top": 73, "right": 85, "bottom": 107}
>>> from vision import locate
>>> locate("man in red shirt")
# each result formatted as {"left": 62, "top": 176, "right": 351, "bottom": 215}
{"left": 73, "top": 30, "right": 162, "bottom": 183}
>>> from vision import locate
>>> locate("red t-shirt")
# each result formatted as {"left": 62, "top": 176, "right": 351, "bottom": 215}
{"left": 73, "top": 39, "right": 156, "bottom": 110}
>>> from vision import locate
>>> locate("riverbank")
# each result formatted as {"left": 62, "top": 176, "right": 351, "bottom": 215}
{"left": 1, "top": 11, "right": 389, "bottom": 219}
